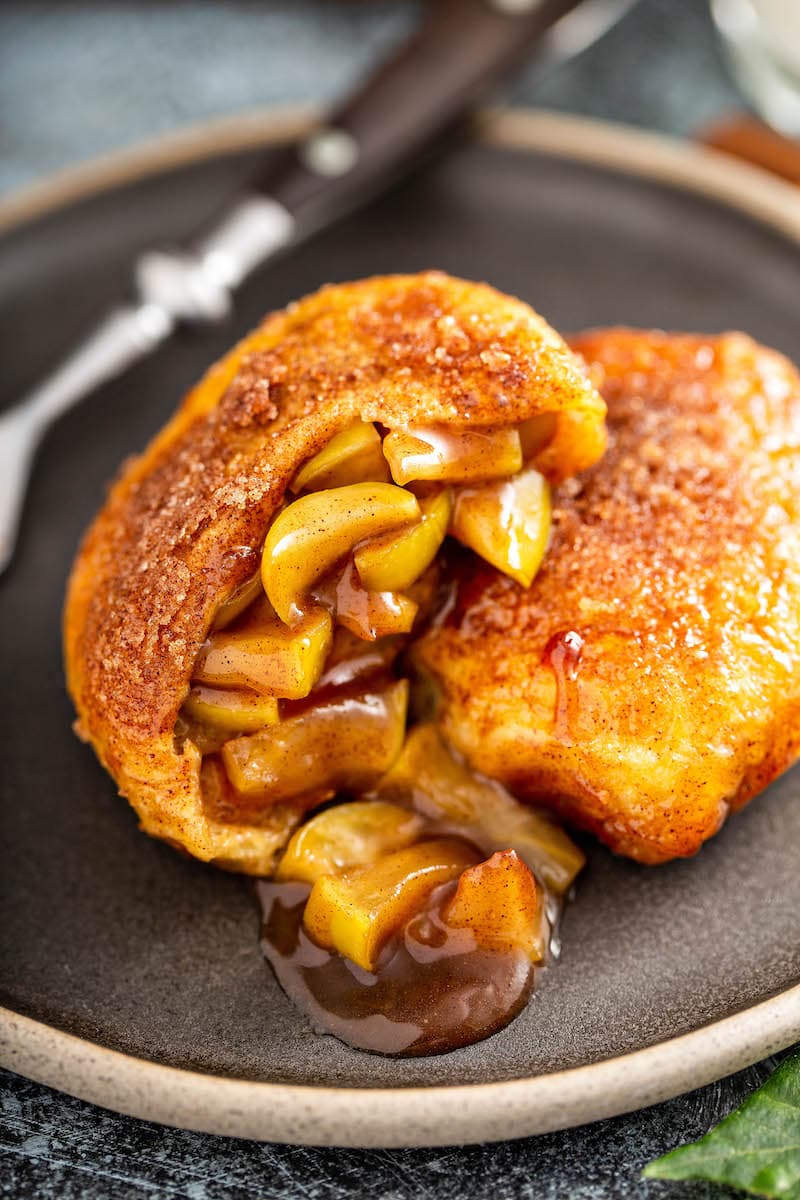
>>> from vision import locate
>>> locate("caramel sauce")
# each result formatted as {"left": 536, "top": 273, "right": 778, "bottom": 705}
{"left": 257, "top": 877, "right": 537, "bottom": 1057}
{"left": 543, "top": 630, "right": 584, "bottom": 741}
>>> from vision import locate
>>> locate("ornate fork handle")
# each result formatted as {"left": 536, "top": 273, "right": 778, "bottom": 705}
{"left": 0, "top": 196, "right": 294, "bottom": 572}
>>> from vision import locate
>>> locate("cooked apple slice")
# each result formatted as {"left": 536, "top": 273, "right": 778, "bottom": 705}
{"left": 443, "top": 849, "right": 546, "bottom": 962}
{"left": 303, "top": 837, "right": 479, "bottom": 971}
{"left": 210, "top": 570, "right": 264, "bottom": 631}
{"left": 354, "top": 490, "right": 452, "bottom": 593}
{"left": 518, "top": 412, "right": 558, "bottom": 459}
{"left": 193, "top": 607, "right": 332, "bottom": 699}
{"left": 450, "top": 466, "right": 551, "bottom": 587}
{"left": 373, "top": 724, "right": 584, "bottom": 895}
{"left": 184, "top": 684, "right": 279, "bottom": 734}
{"left": 326, "top": 627, "right": 394, "bottom": 668}
{"left": 222, "top": 679, "right": 409, "bottom": 803}
{"left": 332, "top": 560, "right": 418, "bottom": 641}
{"left": 262, "top": 483, "right": 419, "bottom": 623}
{"left": 290, "top": 421, "right": 390, "bottom": 493}
{"left": 383, "top": 426, "right": 522, "bottom": 486}
{"left": 199, "top": 755, "right": 305, "bottom": 843}
{"left": 276, "top": 800, "right": 425, "bottom": 883}
{"left": 313, "top": 627, "right": 402, "bottom": 692}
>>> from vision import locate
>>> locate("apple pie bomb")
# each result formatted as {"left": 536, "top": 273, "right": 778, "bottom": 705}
{"left": 66, "top": 274, "right": 607, "bottom": 1056}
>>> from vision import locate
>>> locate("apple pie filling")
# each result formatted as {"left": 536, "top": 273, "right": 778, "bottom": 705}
{"left": 179, "top": 417, "right": 585, "bottom": 1055}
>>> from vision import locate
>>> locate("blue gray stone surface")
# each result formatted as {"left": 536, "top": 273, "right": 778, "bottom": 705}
{"left": 0, "top": 1061, "right": 777, "bottom": 1198}
{"left": 0, "top": 1, "right": 794, "bottom": 1197}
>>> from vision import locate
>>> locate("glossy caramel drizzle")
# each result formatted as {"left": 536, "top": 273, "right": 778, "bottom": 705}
{"left": 543, "top": 630, "right": 584, "bottom": 742}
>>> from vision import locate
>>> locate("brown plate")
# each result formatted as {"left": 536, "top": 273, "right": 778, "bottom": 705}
{"left": 1, "top": 109, "right": 799, "bottom": 1147}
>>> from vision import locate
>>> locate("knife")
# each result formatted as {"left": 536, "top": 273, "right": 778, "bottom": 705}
{"left": 0, "top": 0, "right": 633, "bottom": 575}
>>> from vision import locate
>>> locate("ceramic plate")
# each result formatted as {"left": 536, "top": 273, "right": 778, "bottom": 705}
{"left": 1, "top": 109, "right": 799, "bottom": 1148}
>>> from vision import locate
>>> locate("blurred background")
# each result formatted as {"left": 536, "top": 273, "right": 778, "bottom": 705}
{"left": 0, "top": 0, "right": 768, "bottom": 198}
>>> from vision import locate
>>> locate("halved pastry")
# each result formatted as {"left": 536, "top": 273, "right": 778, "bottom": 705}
{"left": 413, "top": 329, "right": 800, "bottom": 864}
{"left": 64, "top": 271, "right": 606, "bottom": 876}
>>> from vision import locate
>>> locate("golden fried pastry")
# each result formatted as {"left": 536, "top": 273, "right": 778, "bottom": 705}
{"left": 64, "top": 272, "right": 606, "bottom": 874}
{"left": 413, "top": 329, "right": 800, "bottom": 863}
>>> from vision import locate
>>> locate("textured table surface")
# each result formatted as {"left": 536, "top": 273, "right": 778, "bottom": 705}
{"left": 0, "top": 2, "right": 795, "bottom": 1198}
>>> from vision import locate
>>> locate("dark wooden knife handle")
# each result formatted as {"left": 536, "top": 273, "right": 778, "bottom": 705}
{"left": 253, "top": 0, "right": 588, "bottom": 232}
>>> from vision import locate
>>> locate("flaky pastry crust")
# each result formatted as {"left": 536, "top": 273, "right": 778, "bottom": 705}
{"left": 64, "top": 272, "right": 606, "bottom": 872}
{"left": 415, "top": 329, "right": 800, "bottom": 863}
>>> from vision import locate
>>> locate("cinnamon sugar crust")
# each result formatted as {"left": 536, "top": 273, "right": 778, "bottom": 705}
{"left": 64, "top": 272, "right": 606, "bottom": 872}
{"left": 414, "top": 329, "right": 800, "bottom": 863}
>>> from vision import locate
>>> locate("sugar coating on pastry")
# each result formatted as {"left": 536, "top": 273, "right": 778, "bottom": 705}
{"left": 64, "top": 272, "right": 606, "bottom": 872}
{"left": 413, "top": 328, "right": 800, "bottom": 863}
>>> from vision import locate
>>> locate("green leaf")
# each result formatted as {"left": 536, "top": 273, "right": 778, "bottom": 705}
{"left": 643, "top": 1049, "right": 800, "bottom": 1199}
